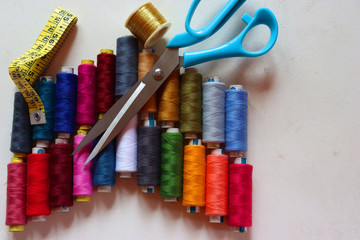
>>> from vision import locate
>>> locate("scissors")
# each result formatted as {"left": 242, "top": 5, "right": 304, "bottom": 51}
{"left": 74, "top": 0, "right": 278, "bottom": 165}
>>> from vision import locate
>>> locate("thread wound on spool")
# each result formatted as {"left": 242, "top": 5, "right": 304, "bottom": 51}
{"left": 228, "top": 164, "right": 253, "bottom": 227}
{"left": 115, "top": 36, "right": 138, "bottom": 97}
{"left": 205, "top": 154, "right": 229, "bottom": 216}
{"left": 138, "top": 50, "right": 158, "bottom": 113}
{"left": 76, "top": 62, "right": 96, "bottom": 125}
{"left": 116, "top": 115, "right": 138, "bottom": 173}
{"left": 33, "top": 79, "right": 56, "bottom": 141}
{"left": 49, "top": 143, "right": 74, "bottom": 208}
{"left": 54, "top": 71, "right": 78, "bottom": 134}
{"left": 158, "top": 69, "right": 180, "bottom": 122}
{"left": 182, "top": 145, "right": 206, "bottom": 207}
{"left": 96, "top": 51, "right": 115, "bottom": 113}
{"left": 202, "top": 81, "right": 226, "bottom": 143}
{"left": 137, "top": 125, "right": 161, "bottom": 186}
{"left": 10, "top": 92, "right": 32, "bottom": 154}
{"left": 73, "top": 134, "right": 93, "bottom": 197}
{"left": 93, "top": 138, "right": 116, "bottom": 187}
{"left": 180, "top": 72, "right": 202, "bottom": 134}
{"left": 225, "top": 88, "right": 248, "bottom": 152}
{"left": 6, "top": 162, "right": 27, "bottom": 226}
{"left": 125, "top": 2, "right": 171, "bottom": 47}
{"left": 160, "top": 131, "right": 183, "bottom": 198}
{"left": 26, "top": 153, "right": 51, "bottom": 217}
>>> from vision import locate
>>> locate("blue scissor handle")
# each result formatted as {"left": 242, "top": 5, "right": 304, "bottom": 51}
{"left": 182, "top": 8, "right": 278, "bottom": 68}
{"left": 167, "top": 0, "right": 246, "bottom": 48}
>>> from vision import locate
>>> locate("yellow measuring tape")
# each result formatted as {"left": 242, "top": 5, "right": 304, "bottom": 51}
{"left": 9, "top": 7, "right": 77, "bottom": 125}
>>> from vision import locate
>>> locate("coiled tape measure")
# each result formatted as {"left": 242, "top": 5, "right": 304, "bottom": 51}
{"left": 9, "top": 7, "right": 77, "bottom": 125}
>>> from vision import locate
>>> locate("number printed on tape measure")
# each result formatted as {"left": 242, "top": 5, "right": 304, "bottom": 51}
{"left": 9, "top": 7, "right": 78, "bottom": 125}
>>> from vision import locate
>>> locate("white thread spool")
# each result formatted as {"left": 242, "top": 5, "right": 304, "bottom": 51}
{"left": 116, "top": 115, "right": 138, "bottom": 178}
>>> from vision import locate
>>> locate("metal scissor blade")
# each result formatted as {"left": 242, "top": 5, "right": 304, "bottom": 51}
{"left": 81, "top": 48, "right": 180, "bottom": 165}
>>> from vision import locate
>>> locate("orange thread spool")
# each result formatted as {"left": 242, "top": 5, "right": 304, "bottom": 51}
{"left": 158, "top": 69, "right": 180, "bottom": 122}
{"left": 182, "top": 143, "right": 206, "bottom": 207}
{"left": 138, "top": 50, "right": 158, "bottom": 114}
{"left": 205, "top": 153, "right": 229, "bottom": 217}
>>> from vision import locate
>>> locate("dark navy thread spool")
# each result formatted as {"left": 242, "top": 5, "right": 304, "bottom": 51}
{"left": 33, "top": 76, "right": 56, "bottom": 147}
{"left": 137, "top": 120, "right": 161, "bottom": 193}
{"left": 10, "top": 92, "right": 32, "bottom": 154}
{"left": 115, "top": 36, "right": 138, "bottom": 98}
{"left": 225, "top": 85, "right": 248, "bottom": 155}
{"left": 54, "top": 67, "right": 78, "bottom": 138}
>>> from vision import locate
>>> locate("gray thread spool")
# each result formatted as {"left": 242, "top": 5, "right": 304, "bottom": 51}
{"left": 202, "top": 77, "right": 226, "bottom": 148}
{"left": 115, "top": 36, "right": 138, "bottom": 98}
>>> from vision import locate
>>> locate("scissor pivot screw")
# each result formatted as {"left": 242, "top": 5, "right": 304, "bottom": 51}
{"left": 153, "top": 68, "right": 164, "bottom": 81}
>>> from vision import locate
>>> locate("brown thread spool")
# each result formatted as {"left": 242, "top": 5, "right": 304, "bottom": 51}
{"left": 125, "top": 2, "right": 171, "bottom": 47}
{"left": 138, "top": 49, "right": 159, "bottom": 117}
{"left": 158, "top": 69, "right": 180, "bottom": 127}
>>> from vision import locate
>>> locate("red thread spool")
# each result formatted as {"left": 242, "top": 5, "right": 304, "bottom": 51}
{"left": 49, "top": 143, "right": 74, "bottom": 208}
{"left": 6, "top": 162, "right": 27, "bottom": 226}
{"left": 205, "top": 153, "right": 228, "bottom": 217}
{"left": 96, "top": 49, "right": 115, "bottom": 113}
{"left": 228, "top": 163, "right": 253, "bottom": 227}
{"left": 26, "top": 153, "right": 51, "bottom": 217}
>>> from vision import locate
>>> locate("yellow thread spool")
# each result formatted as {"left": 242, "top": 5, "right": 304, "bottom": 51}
{"left": 182, "top": 141, "right": 206, "bottom": 208}
{"left": 125, "top": 2, "right": 171, "bottom": 47}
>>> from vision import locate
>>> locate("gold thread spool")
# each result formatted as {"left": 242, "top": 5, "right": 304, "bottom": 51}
{"left": 158, "top": 69, "right": 180, "bottom": 122}
{"left": 125, "top": 2, "right": 171, "bottom": 47}
{"left": 138, "top": 50, "right": 158, "bottom": 113}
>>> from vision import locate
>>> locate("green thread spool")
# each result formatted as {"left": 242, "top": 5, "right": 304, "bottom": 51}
{"left": 160, "top": 128, "right": 183, "bottom": 201}
{"left": 180, "top": 68, "right": 202, "bottom": 138}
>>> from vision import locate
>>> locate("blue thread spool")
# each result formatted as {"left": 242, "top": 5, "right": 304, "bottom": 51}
{"left": 54, "top": 67, "right": 78, "bottom": 138}
{"left": 225, "top": 85, "right": 247, "bottom": 155}
{"left": 33, "top": 76, "right": 56, "bottom": 146}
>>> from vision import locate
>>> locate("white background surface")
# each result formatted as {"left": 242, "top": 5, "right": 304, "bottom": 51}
{"left": 1, "top": 0, "right": 360, "bottom": 239}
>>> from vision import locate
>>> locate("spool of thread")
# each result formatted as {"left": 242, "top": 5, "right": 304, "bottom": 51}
{"left": 33, "top": 76, "right": 56, "bottom": 143}
{"left": 115, "top": 36, "right": 138, "bottom": 98}
{"left": 54, "top": 67, "right": 78, "bottom": 137}
{"left": 116, "top": 115, "right": 138, "bottom": 177}
{"left": 182, "top": 139, "right": 206, "bottom": 213}
{"left": 139, "top": 49, "right": 158, "bottom": 117}
{"left": 6, "top": 160, "right": 27, "bottom": 232}
{"left": 76, "top": 60, "right": 96, "bottom": 126}
{"left": 205, "top": 149, "right": 228, "bottom": 223}
{"left": 26, "top": 148, "right": 51, "bottom": 221}
{"left": 137, "top": 120, "right": 161, "bottom": 193}
{"left": 228, "top": 159, "right": 253, "bottom": 231}
{"left": 49, "top": 142, "right": 73, "bottom": 210}
{"left": 180, "top": 68, "right": 202, "bottom": 139}
{"left": 158, "top": 69, "right": 180, "bottom": 127}
{"left": 125, "top": 2, "right": 171, "bottom": 47}
{"left": 10, "top": 92, "right": 32, "bottom": 154}
{"left": 97, "top": 50, "right": 115, "bottom": 112}
{"left": 160, "top": 128, "right": 183, "bottom": 202}
{"left": 202, "top": 77, "right": 226, "bottom": 149}
{"left": 73, "top": 131, "right": 93, "bottom": 202}
{"left": 93, "top": 136, "right": 116, "bottom": 193}
{"left": 225, "top": 85, "right": 247, "bottom": 154}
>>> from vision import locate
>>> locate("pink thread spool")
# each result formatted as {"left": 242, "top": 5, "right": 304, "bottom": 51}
{"left": 73, "top": 131, "right": 93, "bottom": 202}
{"left": 76, "top": 59, "right": 96, "bottom": 126}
